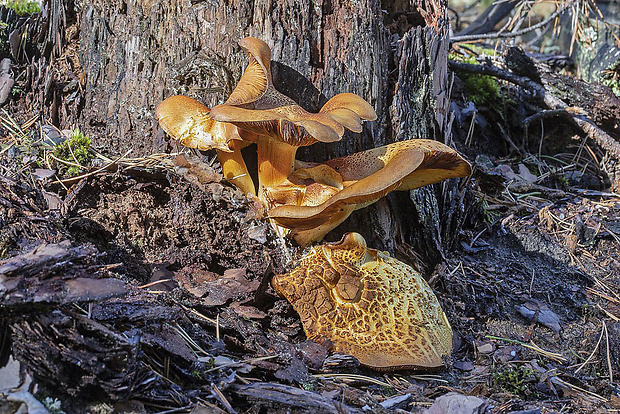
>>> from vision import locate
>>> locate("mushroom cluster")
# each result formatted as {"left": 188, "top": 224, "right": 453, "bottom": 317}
{"left": 156, "top": 37, "right": 471, "bottom": 370}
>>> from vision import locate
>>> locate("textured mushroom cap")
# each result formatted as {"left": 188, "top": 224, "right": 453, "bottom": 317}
{"left": 272, "top": 232, "right": 453, "bottom": 370}
{"left": 209, "top": 37, "right": 377, "bottom": 147}
{"left": 155, "top": 95, "right": 242, "bottom": 152}
{"left": 268, "top": 139, "right": 472, "bottom": 231}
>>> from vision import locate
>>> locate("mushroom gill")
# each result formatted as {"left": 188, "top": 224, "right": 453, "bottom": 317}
{"left": 268, "top": 139, "right": 472, "bottom": 246}
{"left": 208, "top": 37, "right": 377, "bottom": 196}
{"left": 272, "top": 232, "right": 453, "bottom": 370}
{"left": 155, "top": 95, "right": 256, "bottom": 195}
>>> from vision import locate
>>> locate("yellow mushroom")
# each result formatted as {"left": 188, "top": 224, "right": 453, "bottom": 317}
{"left": 155, "top": 95, "right": 257, "bottom": 196}
{"left": 272, "top": 232, "right": 453, "bottom": 370}
{"left": 268, "top": 139, "right": 472, "bottom": 246}
{"left": 209, "top": 37, "right": 377, "bottom": 199}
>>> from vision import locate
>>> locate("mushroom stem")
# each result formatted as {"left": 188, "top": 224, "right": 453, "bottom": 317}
{"left": 256, "top": 134, "right": 297, "bottom": 200}
{"left": 216, "top": 140, "right": 256, "bottom": 196}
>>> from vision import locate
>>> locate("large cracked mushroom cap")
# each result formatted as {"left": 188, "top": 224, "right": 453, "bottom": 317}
{"left": 155, "top": 95, "right": 257, "bottom": 195}
{"left": 272, "top": 232, "right": 453, "bottom": 370}
{"left": 209, "top": 37, "right": 377, "bottom": 147}
{"left": 268, "top": 139, "right": 472, "bottom": 245}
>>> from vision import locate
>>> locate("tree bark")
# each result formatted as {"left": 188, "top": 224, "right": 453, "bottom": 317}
{"left": 30, "top": 0, "right": 466, "bottom": 269}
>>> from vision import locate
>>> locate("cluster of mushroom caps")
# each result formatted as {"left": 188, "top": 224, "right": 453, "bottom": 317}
{"left": 156, "top": 37, "right": 472, "bottom": 371}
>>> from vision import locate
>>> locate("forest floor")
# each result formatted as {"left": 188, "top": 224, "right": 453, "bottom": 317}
{"left": 2, "top": 5, "right": 620, "bottom": 414}
{"left": 1, "top": 102, "right": 619, "bottom": 414}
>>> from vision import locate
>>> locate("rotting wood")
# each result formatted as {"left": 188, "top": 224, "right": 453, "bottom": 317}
{"left": 230, "top": 382, "right": 363, "bottom": 414}
{"left": 0, "top": 241, "right": 127, "bottom": 311}
{"left": 449, "top": 49, "right": 620, "bottom": 189}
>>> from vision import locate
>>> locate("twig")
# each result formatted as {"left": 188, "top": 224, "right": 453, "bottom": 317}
{"left": 452, "top": 1, "right": 573, "bottom": 43}
{"left": 53, "top": 149, "right": 132, "bottom": 184}
{"left": 524, "top": 108, "right": 586, "bottom": 128}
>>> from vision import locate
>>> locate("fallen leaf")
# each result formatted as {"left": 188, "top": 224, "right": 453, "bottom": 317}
{"left": 202, "top": 268, "right": 259, "bottom": 306}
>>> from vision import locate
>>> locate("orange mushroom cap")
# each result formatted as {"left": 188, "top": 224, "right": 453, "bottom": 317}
{"left": 156, "top": 95, "right": 257, "bottom": 195}
{"left": 267, "top": 139, "right": 472, "bottom": 245}
{"left": 272, "top": 232, "right": 453, "bottom": 370}
{"left": 155, "top": 95, "right": 245, "bottom": 152}
{"left": 209, "top": 37, "right": 377, "bottom": 147}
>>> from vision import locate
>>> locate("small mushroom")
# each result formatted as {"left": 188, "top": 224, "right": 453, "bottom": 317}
{"left": 209, "top": 37, "right": 377, "bottom": 198}
{"left": 268, "top": 139, "right": 472, "bottom": 246}
{"left": 155, "top": 95, "right": 256, "bottom": 195}
{"left": 272, "top": 232, "right": 453, "bottom": 370}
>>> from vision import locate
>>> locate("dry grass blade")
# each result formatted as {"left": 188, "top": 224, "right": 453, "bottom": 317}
{"left": 409, "top": 374, "right": 449, "bottom": 383}
{"left": 0, "top": 109, "right": 35, "bottom": 142}
{"left": 603, "top": 321, "right": 613, "bottom": 384}
{"left": 485, "top": 335, "right": 568, "bottom": 363}
{"left": 181, "top": 306, "right": 217, "bottom": 325}
{"left": 137, "top": 279, "right": 173, "bottom": 289}
{"left": 574, "top": 323, "right": 605, "bottom": 374}
{"left": 173, "top": 323, "right": 209, "bottom": 358}
{"left": 54, "top": 149, "right": 133, "bottom": 184}
{"left": 95, "top": 150, "right": 181, "bottom": 170}
{"left": 586, "top": 287, "right": 620, "bottom": 305}
{"left": 205, "top": 355, "right": 280, "bottom": 373}
{"left": 597, "top": 305, "right": 619, "bottom": 322}
{"left": 313, "top": 373, "right": 392, "bottom": 388}
{"left": 551, "top": 377, "right": 608, "bottom": 402}
{"left": 211, "top": 384, "right": 236, "bottom": 414}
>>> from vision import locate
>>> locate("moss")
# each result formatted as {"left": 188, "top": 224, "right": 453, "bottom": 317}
{"left": 450, "top": 53, "right": 501, "bottom": 107}
{"left": 41, "top": 397, "right": 66, "bottom": 414}
{"left": 301, "top": 381, "right": 316, "bottom": 391}
{"left": 492, "top": 366, "right": 537, "bottom": 397}
{"left": 3, "top": 0, "right": 41, "bottom": 15}
{"left": 52, "top": 128, "right": 93, "bottom": 177}
{"left": 600, "top": 66, "right": 620, "bottom": 98}
{"left": 463, "top": 73, "right": 501, "bottom": 106}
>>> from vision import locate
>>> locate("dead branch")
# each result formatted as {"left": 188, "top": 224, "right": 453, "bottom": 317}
{"left": 456, "top": 0, "right": 520, "bottom": 37}
{"left": 449, "top": 57, "right": 620, "bottom": 162}
{"left": 452, "top": 1, "right": 573, "bottom": 43}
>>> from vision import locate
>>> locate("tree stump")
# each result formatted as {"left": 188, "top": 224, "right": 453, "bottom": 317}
{"left": 31, "top": 0, "right": 466, "bottom": 267}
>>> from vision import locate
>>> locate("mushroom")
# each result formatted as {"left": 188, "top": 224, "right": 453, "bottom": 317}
{"left": 208, "top": 37, "right": 377, "bottom": 200}
{"left": 155, "top": 95, "right": 257, "bottom": 195}
{"left": 268, "top": 139, "right": 472, "bottom": 246}
{"left": 271, "top": 232, "right": 453, "bottom": 370}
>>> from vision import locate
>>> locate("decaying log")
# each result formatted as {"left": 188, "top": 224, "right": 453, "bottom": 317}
{"left": 505, "top": 47, "right": 620, "bottom": 132}
{"left": 230, "top": 382, "right": 363, "bottom": 414}
{"left": 0, "top": 241, "right": 127, "bottom": 312}
{"left": 11, "top": 309, "right": 152, "bottom": 402}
